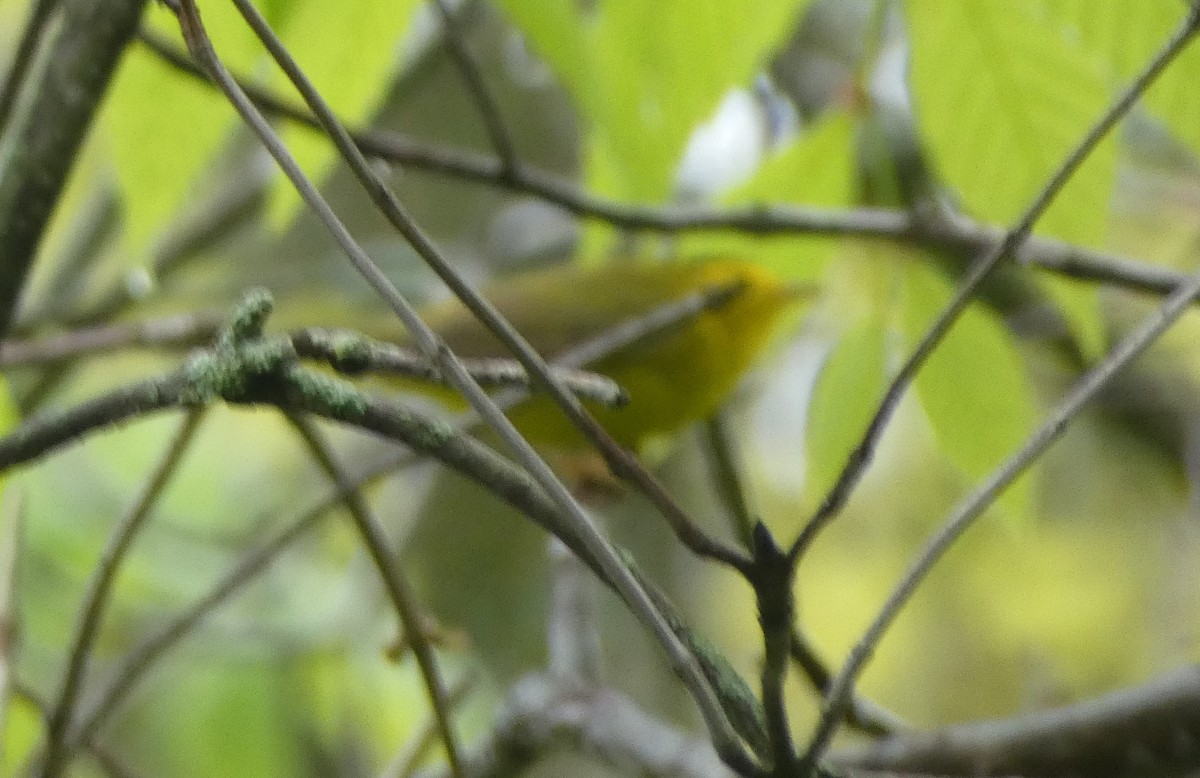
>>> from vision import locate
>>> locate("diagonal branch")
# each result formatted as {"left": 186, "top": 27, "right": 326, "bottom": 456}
{"left": 215, "top": 0, "right": 752, "bottom": 571}
{"left": 37, "top": 409, "right": 206, "bottom": 778}
{"left": 168, "top": 1, "right": 757, "bottom": 760}
{"left": 60, "top": 280, "right": 758, "bottom": 758}
{"left": 285, "top": 411, "right": 465, "bottom": 778}
{"left": 788, "top": 2, "right": 1200, "bottom": 564}
{"left": 0, "top": 0, "right": 149, "bottom": 337}
{"left": 134, "top": 30, "right": 1200, "bottom": 305}
{"left": 428, "top": 0, "right": 519, "bottom": 171}
{"left": 801, "top": 10, "right": 1200, "bottom": 764}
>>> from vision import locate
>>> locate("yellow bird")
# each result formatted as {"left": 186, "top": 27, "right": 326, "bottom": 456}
{"left": 402, "top": 258, "right": 806, "bottom": 454}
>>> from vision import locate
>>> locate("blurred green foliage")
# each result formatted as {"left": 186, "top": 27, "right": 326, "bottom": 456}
{"left": 4, "top": 0, "right": 1200, "bottom": 775}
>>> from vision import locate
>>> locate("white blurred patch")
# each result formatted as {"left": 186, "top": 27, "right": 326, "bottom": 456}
{"left": 749, "top": 335, "right": 829, "bottom": 493}
{"left": 675, "top": 79, "right": 800, "bottom": 201}
{"left": 675, "top": 89, "right": 770, "bottom": 200}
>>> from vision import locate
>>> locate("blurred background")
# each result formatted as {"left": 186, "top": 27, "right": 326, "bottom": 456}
{"left": 3, "top": 0, "right": 1200, "bottom": 775}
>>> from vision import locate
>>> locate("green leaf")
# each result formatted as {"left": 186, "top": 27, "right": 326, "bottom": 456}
{"left": 806, "top": 317, "right": 888, "bottom": 500}
{"left": 267, "top": 0, "right": 421, "bottom": 224}
{"left": 496, "top": 0, "right": 813, "bottom": 203}
{"left": 905, "top": 0, "right": 1116, "bottom": 246}
{"left": 1040, "top": 0, "right": 1200, "bottom": 162}
{"left": 1, "top": 697, "right": 40, "bottom": 776}
{"left": 902, "top": 262, "right": 1036, "bottom": 520}
{"left": 680, "top": 112, "right": 858, "bottom": 283}
{"left": 102, "top": 2, "right": 265, "bottom": 253}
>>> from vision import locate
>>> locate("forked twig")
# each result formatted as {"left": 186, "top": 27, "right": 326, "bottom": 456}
{"left": 285, "top": 412, "right": 464, "bottom": 776}
{"left": 220, "top": 0, "right": 750, "bottom": 572}
{"left": 56, "top": 281, "right": 763, "bottom": 760}
{"left": 801, "top": 10, "right": 1200, "bottom": 765}
{"left": 789, "top": 0, "right": 1200, "bottom": 562}
{"left": 169, "top": 2, "right": 758, "bottom": 766}
{"left": 39, "top": 409, "right": 206, "bottom": 778}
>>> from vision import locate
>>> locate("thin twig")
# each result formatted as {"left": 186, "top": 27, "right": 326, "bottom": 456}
{"left": 788, "top": 628, "right": 905, "bottom": 738}
{"left": 285, "top": 411, "right": 465, "bottom": 777}
{"left": 379, "top": 671, "right": 478, "bottom": 778}
{"left": 801, "top": 21, "right": 1200, "bottom": 767}
{"left": 0, "top": 312, "right": 223, "bottom": 367}
{"left": 38, "top": 409, "right": 206, "bottom": 778}
{"left": 428, "top": 0, "right": 519, "bottom": 171}
{"left": 14, "top": 683, "right": 145, "bottom": 778}
{"left": 62, "top": 282, "right": 747, "bottom": 754}
{"left": 175, "top": 1, "right": 753, "bottom": 766}
{"left": 789, "top": 3, "right": 1200, "bottom": 564}
{"left": 220, "top": 0, "right": 751, "bottom": 571}
{"left": 65, "top": 450, "right": 412, "bottom": 752}
{"left": 133, "top": 30, "right": 1200, "bottom": 305}
{"left": 703, "top": 413, "right": 757, "bottom": 549}
{"left": 290, "top": 327, "right": 627, "bottom": 407}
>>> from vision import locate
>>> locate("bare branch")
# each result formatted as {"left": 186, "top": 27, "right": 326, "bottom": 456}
{"left": 290, "top": 328, "right": 627, "bottom": 407}
{"left": 790, "top": 6, "right": 1200, "bottom": 567}
{"left": 285, "top": 411, "right": 465, "bottom": 777}
{"left": 169, "top": 2, "right": 757, "bottom": 763}
{"left": 38, "top": 410, "right": 206, "bottom": 778}
{"left": 801, "top": 6, "right": 1200, "bottom": 765}
{"left": 0, "top": 313, "right": 223, "bottom": 368}
{"left": 428, "top": 0, "right": 519, "bottom": 171}
{"left": 831, "top": 666, "right": 1200, "bottom": 778}
{"left": 133, "top": 30, "right": 1200, "bottom": 305}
